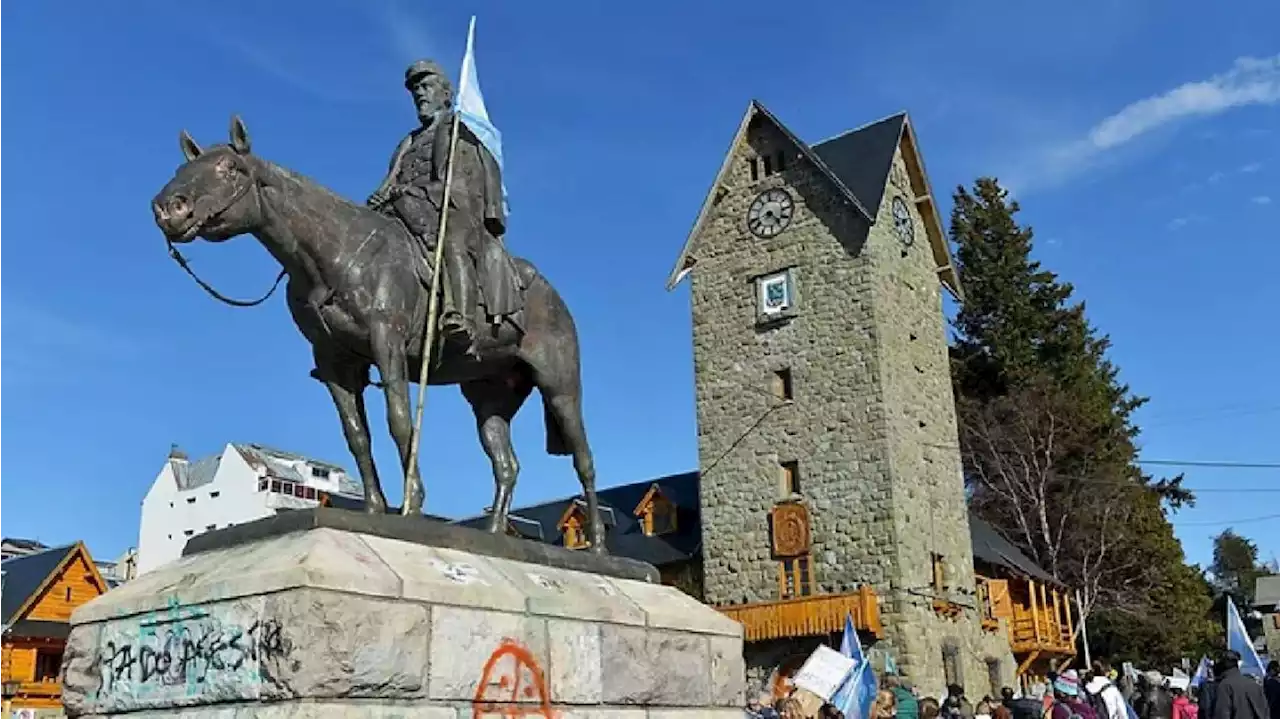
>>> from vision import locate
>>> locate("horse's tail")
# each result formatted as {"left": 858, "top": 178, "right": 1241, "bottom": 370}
{"left": 543, "top": 401, "right": 571, "bottom": 456}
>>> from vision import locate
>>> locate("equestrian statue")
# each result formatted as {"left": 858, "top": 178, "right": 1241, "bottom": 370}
{"left": 150, "top": 59, "right": 607, "bottom": 553}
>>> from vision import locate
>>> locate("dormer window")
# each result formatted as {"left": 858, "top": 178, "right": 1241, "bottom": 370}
{"left": 311, "top": 466, "right": 330, "bottom": 479}
{"left": 634, "top": 484, "right": 679, "bottom": 537}
{"left": 557, "top": 502, "right": 591, "bottom": 550}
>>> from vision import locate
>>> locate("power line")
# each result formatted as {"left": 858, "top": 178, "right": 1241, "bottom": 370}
{"left": 1171, "top": 512, "right": 1280, "bottom": 526}
{"left": 1137, "top": 459, "right": 1280, "bottom": 469}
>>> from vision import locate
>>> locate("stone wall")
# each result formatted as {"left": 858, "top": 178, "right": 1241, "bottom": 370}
{"left": 687, "top": 111, "right": 1014, "bottom": 698}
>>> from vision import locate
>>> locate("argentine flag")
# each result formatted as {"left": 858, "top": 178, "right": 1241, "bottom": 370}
{"left": 454, "top": 16, "right": 509, "bottom": 216}
{"left": 830, "top": 613, "right": 878, "bottom": 719}
{"left": 1226, "top": 597, "right": 1265, "bottom": 677}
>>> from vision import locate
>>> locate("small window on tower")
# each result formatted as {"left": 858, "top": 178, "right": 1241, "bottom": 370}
{"left": 749, "top": 158, "right": 759, "bottom": 182}
{"left": 762, "top": 155, "right": 775, "bottom": 176}
{"left": 771, "top": 368, "right": 794, "bottom": 401}
{"left": 780, "top": 460, "right": 801, "bottom": 496}
{"left": 931, "top": 552, "right": 947, "bottom": 594}
{"left": 775, "top": 152, "right": 787, "bottom": 173}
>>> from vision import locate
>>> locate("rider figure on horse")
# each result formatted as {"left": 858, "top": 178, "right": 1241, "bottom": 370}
{"left": 367, "top": 59, "right": 523, "bottom": 358}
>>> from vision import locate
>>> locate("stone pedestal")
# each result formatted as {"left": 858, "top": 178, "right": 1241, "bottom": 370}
{"left": 62, "top": 509, "right": 744, "bottom": 717}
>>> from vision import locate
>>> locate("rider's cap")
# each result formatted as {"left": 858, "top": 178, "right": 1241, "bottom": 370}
{"left": 405, "top": 59, "right": 447, "bottom": 89}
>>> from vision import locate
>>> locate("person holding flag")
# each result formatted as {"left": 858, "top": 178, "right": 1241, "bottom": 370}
{"left": 368, "top": 17, "right": 523, "bottom": 361}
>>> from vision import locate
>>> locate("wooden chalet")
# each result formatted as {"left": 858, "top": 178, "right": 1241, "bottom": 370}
{"left": 970, "top": 519, "right": 1076, "bottom": 684}
{"left": 2, "top": 542, "right": 108, "bottom": 714}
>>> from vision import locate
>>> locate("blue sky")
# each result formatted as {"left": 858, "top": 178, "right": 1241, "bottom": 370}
{"left": 3, "top": 0, "right": 1277, "bottom": 572}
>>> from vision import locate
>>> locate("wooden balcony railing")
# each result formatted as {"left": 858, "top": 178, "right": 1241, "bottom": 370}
{"left": 718, "top": 585, "right": 882, "bottom": 642}
{"left": 3, "top": 679, "right": 62, "bottom": 699}
{"left": 975, "top": 575, "right": 1076, "bottom": 658}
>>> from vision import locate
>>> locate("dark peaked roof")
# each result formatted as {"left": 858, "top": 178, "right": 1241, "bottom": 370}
{"left": 969, "top": 516, "right": 1058, "bottom": 585}
{"left": 2, "top": 544, "right": 77, "bottom": 625}
{"left": 461, "top": 471, "right": 1060, "bottom": 591}
{"left": 456, "top": 471, "right": 701, "bottom": 566}
{"left": 812, "top": 113, "right": 907, "bottom": 218}
{"left": 666, "top": 101, "right": 960, "bottom": 299}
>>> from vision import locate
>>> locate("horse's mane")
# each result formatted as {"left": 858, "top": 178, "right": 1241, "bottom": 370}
{"left": 238, "top": 149, "right": 372, "bottom": 216}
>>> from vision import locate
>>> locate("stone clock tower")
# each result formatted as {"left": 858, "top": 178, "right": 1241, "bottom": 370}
{"left": 666, "top": 102, "right": 1014, "bottom": 696}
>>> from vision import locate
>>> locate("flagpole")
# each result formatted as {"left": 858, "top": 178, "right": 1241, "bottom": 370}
{"left": 405, "top": 109, "right": 462, "bottom": 491}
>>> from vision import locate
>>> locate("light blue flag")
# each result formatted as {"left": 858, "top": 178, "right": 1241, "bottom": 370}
{"left": 831, "top": 613, "right": 878, "bottom": 719}
{"left": 454, "top": 16, "right": 509, "bottom": 215}
{"left": 1226, "top": 598, "right": 1265, "bottom": 677}
{"left": 1189, "top": 656, "right": 1211, "bottom": 688}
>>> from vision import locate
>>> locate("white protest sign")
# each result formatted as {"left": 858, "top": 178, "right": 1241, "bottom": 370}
{"left": 792, "top": 645, "right": 857, "bottom": 701}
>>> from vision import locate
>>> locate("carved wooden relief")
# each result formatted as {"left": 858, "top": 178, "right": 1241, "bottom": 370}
{"left": 771, "top": 502, "right": 811, "bottom": 557}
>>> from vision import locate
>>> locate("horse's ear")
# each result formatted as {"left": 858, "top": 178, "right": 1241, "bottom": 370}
{"left": 229, "top": 115, "right": 251, "bottom": 155}
{"left": 179, "top": 130, "right": 203, "bottom": 162}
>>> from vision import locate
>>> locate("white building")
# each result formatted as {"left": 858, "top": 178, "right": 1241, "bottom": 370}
{"left": 137, "top": 443, "right": 363, "bottom": 575}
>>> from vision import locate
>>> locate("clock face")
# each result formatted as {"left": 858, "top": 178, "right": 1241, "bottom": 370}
{"left": 891, "top": 195, "right": 914, "bottom": 247}
{"left": 747, "top": 188, "right": 795, "bottom": 239}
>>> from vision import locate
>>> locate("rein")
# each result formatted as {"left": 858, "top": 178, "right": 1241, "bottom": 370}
{"left": 165, "top": 157, "right": 286, "bottom": 308}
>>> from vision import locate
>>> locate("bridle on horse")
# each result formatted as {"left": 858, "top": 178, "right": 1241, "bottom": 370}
{"left": 165, "top": 153, "right": 286, "bottom": 308}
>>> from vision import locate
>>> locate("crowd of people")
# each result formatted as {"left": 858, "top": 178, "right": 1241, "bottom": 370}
{"left": 746, "top": 653, "right": 1280, "bottom": 719}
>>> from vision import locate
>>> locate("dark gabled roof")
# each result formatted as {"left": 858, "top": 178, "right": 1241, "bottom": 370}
{"left": 811, "top": 113, "right": 907, "bottom": 219}
{"left": 456, "top": 471, "right": 701, "bottom": 567}
{"left": 1, "top": 544, "right": 78, "bottom": 625}
{"left": 969, "top": 516, "right": 1059, "bottom": 585}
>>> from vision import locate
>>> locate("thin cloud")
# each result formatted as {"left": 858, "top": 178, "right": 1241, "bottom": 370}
{"left": 1014, "top": 54, "right": 1280, "bottom": 192}
{"left": 1240, "top": 162, "right": 1263, "bottom": 173}
{"left": 1168, "top": 217, "right": 1191, "bottom": 230}
{"left": 2, "top": 301, "right": 147, "bottom": 387}
{"left": 1253, "top": 195, "right": 1273, "bottom": 205}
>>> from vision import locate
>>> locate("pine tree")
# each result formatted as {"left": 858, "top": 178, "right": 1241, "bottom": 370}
{"left": 949, "top": 177, "right": 1211, "bottom": 663}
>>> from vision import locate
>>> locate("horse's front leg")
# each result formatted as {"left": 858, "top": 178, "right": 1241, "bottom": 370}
{"left": 369, "top": 321, "right": 425, "bottom": 516}
{"left": 312, "top": 355, "right": 386, "bottom": 514}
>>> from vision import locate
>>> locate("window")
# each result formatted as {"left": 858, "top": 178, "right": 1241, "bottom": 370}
{"left": 258, "top": 478, "right": 268, "bottom": 491}
{"left": 281, "top": 482, "right": 294, "bottom": 496}
{"left": 749, "top": 158, "right": 760, "bottom": 182}
{"left": 931, "top": 552, "right": 947, "bottom": 594}
{"left": 562, "top": 519, "right": 588, "bottom": 550}
{"left": 646, "top": 498, "right": 678, "bottom": 536}
{"left": 771, "top": 368, "right": 794, "bottom": 401}
{"left": 756, "top": 269, "right": 796, "bottom": 322}
{"left": 778, "top": 555, "right": 815, "bottom": 599}
{"left": 183, "top": 529, "right": 194, "bottom": 537}
{"left": 304, "top": 486, "right": 317, "bottom": 500}
{"left": 986, "top": 658, "right": 1003, "bottom": 698}
{"left": 186, "top": 496, "right": 196, "bottom": 504}
{"left": 762, "top": 155, "right": 775, "bottom": 176}
{"left": 65, "top": 586, "right": 72, "bottom": 602}
{"left": 34, "top": 649, "right": 63, "bottom": 682}
{"left": 780, "top": 461, "right": 801, "bottom": 496}
{"left": 311, "top": 466, "right": 330, "bottom": 479}
{"left": 270, "top": 479, "right": 282, "bottom": 492}
{"left": 206, "top": 524, "right": 216, "bottom": 531}
{"left": 209, "top": 491, "right": 220, "bottom": 498}
{"left": 942, "top": 641, "right": 963, "bottom": 687}
{"left": 775, "top": 152, "right": 787, "bottom": 173}
{"left": 294, "top": 484, "right": 305, "bottom": 498}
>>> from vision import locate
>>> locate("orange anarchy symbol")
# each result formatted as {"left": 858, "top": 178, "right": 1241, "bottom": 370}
{"left": 472, "top": 638, "right": 554, "bottom": 718}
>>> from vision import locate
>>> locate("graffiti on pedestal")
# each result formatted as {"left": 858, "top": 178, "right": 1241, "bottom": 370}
{"left": 93, "top": 599, "right": 291, "bottom": 708}
{"left": 472, "top": 638, "right": 553, "bottom": 718}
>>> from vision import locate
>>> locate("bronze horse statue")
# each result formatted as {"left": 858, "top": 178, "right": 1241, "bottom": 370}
{"left": 151, "top": 116, "right": 606, "bottom": 552}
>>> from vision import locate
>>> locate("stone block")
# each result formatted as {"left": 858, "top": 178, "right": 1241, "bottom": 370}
{"left": 600, "top": 626, "right": 711, "bottom": 707}
{"left": 427, "top": 606, "right": 549, "bottom": 703}
{"left": 547, "top": 619, "right": 602, "bottom": 704}
{"left": 492, "top": 560, "right": 646, "bottom": 626}
{"left": 362, "top": 535, "right": 527, "bottom": 613}
{"left": 606, "top": 575, "right": 742, "bottom": 637}
{"left": 708, "top": 634, "right": 746, "bottom": 707}
{"left": 73, "top": 529, "right": 401, "bottom": 624}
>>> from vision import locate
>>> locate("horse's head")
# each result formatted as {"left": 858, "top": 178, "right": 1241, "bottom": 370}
{"left": 152, "top": 115, "right": 261, "bottom": 244}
